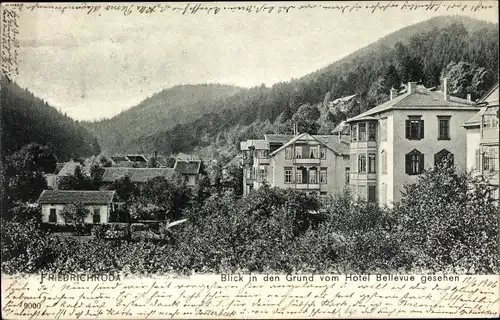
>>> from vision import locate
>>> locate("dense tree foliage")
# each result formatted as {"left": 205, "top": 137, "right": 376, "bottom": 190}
{"left": 85, "top": 18, "right": 498, "bottom": 157}
{"left": 1, "top": 78, "right": 101, "bottom": 161}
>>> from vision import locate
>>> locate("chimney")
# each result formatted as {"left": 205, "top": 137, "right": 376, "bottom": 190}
{"left": 408, "top": 82, "right": 417, "bottom": 94}
{"left": 390, "top": 87, "right": 397, "bottom": 100}
{"left": 467, "top": 93, "right": 471, "bottom": 102}
{"left": 443, "top": 77, "right": 448, "bottom": 101}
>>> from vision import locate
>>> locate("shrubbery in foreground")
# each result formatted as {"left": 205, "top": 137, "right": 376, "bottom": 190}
{"left": 1, "top": 165, "right": 498, "bottom": 275}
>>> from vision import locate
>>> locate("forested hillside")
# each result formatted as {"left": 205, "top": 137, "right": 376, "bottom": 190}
{"left": 1, "top": 78, "right": 101, "bottom": 161}
{"left": 84, "top": 84, "right": 243, "bottom": 153}
{"left": 87, "top": 16, "right": 499, "bottom": 157}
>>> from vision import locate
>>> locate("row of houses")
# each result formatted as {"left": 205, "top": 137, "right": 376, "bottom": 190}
{"left": 38, "top": 159, "right": 203, "bottom": 224}
{"left": 240, "top": 81, "right": 499, "bottom": 206}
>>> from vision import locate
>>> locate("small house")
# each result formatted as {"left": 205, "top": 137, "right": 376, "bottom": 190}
{"left": 38, "top": 190, "right": 117, "bottom": 224}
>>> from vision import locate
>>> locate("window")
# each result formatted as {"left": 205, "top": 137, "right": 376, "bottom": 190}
{"left": 483, "top": 115, "right": 499, "bottom": 128}
{"left": 285, "top": 147, "right": 292, "bottom": 160}
{"left": 381, "top": 150, "right": 387, "bottom": 174}
{"left": 295, "top": 146, "right": 302, "bottom": 159}
{"left": 184, "top": 175, "right": 190, "bottom": 183}
{"left": 351, "top": 124, "right": 358, "bottom": 141}
{"left": 320, "top": 147, "right": 326, "bottom": 159}
{"left": 295, "top": 170, "right": 303, "bottom": 184}
{"left": 437, "top": 116, "right": 451, "bottom": 140}
{"left": 357, "top": 185, "right": 365, "bottom": 199}
{"left": 320, "top": 169, "right": 327, "bottom": 184}
{"left": 284, "top": 168, "right": 292, "bottom": 184}
{"left": 309, "top": 168, "right": 318, "bottom": 184}
{"left": 257, "top": 150, "right": 269, "bottom": 158}
{"left": 483, "top": 146, "right": 498, "bottom": 172}
{"left": 475, "top": 149, "right": 480, "bottom": 170}
{"left": 243, "top": 151, "right": 250, "bottom": 160}
{"left": 368, "top": 185, "right": 376, "bottom": 203}
{"left": 380, "top": 118, "right": 387, "bottom": 141}
{"left": 258, "top": 167, "right": 267, "bottom": 182}
{"left": 405, "top": 149, "right": 424, "bottom": 175}
{"left": 320, "top": 192, "right": 328, "bottom": 205}
{"left": 49, "top": 208, "right": 57, "bottom": 223}
{"left": 405, "top": 117, "right": 424, "bottom": 140}
{"left": 368, "top": 154, "right": 376, "bottom": 173}
{"left": 345, "top": 167, "right": 350, "bottom": 184}
{"left": 359, "top": 123, "right": 366, "bottom": 141}
{"left": 434, "top": 149, "right": 454, "bottom": 167}
{"left": 358, "top": 155, "right": 366, "bottom": 173}
{"left": 93, "top": 208, "right": 101, "bottom": 224}
{"left": 310, "top": 146, "right": 319, "bottom": 159}
{"left": 368, "top": 122, "right": 377, "bottom": 141}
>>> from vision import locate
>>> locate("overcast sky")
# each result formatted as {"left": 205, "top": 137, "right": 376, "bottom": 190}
{"left": 10, "top": 1, "right": 499, "bottom": 121}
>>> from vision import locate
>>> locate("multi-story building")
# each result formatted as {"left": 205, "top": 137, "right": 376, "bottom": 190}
{"left": 464, "top": 82, "right": 499, "bottom": 201}
{"left": 241, "top": 133, "right": 350, "bottom": 203}
{"left": 345, "top": 80, "right": 479, "bottom": 206}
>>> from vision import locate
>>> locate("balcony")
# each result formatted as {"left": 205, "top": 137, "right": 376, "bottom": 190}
{"left": 294, "top": 183, "right": 320, "bottom": 190}
{"left": 254, "top": 158, "right": 270, "bottom": 165}
{"left": 294, "top": 158, "right": 321, "bottom": 165}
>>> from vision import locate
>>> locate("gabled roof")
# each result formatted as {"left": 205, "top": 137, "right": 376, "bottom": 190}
{"left": 264, "top": 134, "right": 294, "bottom": 144}
{"left": 269, "top": 133, "right": 349, "bottom": 157}
{"left": 57, "top": 161, "right": 86, "bottom": 177}
{"left": 331, "top": 94, "right": 357, "bottom": 105}
{"left": 465, "top": 84, "right": 499, "bottom": 127}
{"left": 478, "top": 82, "right": 499, "bottom": 105}
{"left": 101, "top": 167, "right": 176, "bottom": 183}
{"left": 240, "top": 139, "right": 269, "bottom": 151}
{"left": 346, "top": 85, "right": 477, "bottom": 123}
{"left": 174, "top": 159, "right": 201, "bottom": 174}
{"left": 38, "top": 190, "right": 116, "bottom": 205}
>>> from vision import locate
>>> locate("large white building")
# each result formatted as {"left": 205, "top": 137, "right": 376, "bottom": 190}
{"left": 345, "top": 80, "right": 479, "bottom": 206}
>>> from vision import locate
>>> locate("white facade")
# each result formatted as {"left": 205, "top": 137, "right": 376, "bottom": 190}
{"left": 346, "top": 82, "right": 480, "bottom": 206}
{"left": 41, "top": 204, "right": 111, "bottom": 224}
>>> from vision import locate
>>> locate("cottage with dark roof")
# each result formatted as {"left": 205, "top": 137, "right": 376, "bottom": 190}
{"left": 101, "top": 167, "right": 177, "bottom": 184}
{"left": 345, "top": 80, "right": 479, "bottom": 206}
{"left": 173, "top": 159, "right": 202, "bottom": 186}
{"left": 38, "top": 190, "right": 117, "bottom": 224}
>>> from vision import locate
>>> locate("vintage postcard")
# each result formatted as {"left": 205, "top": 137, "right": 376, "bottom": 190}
{"left": 1, "top": 1, "right": 499, "bottom": 319}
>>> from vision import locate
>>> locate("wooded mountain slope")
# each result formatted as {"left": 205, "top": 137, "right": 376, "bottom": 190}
{"left": 86, "top": 16, "right": 499, "bottom": 157}
{"left": 84, "top": 84, "right": 243, "bottom": 153}
{"left": 1, "top": 78, "right": 101, "bottom": 161}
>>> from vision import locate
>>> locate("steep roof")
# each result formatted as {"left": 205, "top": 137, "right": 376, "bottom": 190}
{"left": 465, "top": 83, "right": 499, "bottom": 127}
{"left": 240, "top": 139, "right": 269, "bottom": 151}
{"left": 346, "top": 85, "right": 477, "bottom": 123}
{"left": 174, "top": 160, "right": 201, "bottom": 174}
{"left": 101, "top": 167, "right": 176, "bottom": 183}
{"left": 269, "top": 133, "right": 349, "bottom": 156}
{"left": 38, "top": 190, "right": 116, "bottom": 205}
{"left": 264, "top": 134, "right": 295, "bottom": 144}
{"left": 478, "top": 82, "right": 499, "bottom": 105}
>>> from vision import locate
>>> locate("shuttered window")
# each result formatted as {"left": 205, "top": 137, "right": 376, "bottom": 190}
{"left": 405, "top": 149, "right": 424, "bottom": 175}
{"left": 405, "top": 117, "right": 424, "bottom": 140}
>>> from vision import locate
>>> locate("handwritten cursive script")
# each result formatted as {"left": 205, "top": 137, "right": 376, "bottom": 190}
{"left": 1, "top": 274, "right": 499, "bottom": 319}
{"left": 1, "top": 8, "right": 20, "bottom": 81}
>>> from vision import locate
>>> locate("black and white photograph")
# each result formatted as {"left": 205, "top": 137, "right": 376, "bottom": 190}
{"left": 1, "top": 1, "right": 499, "bottom": 318}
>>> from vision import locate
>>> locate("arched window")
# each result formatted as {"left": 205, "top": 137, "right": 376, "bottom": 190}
{"left": 405, "top": 149, "right": 424, "bottom": 175}
{"left": 434, "top": 149, "right": 454, "bottom": 167}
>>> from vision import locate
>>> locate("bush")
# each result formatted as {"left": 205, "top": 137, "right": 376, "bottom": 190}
{"left": 1, "top": 218, "right": 55, "bottom": 274}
